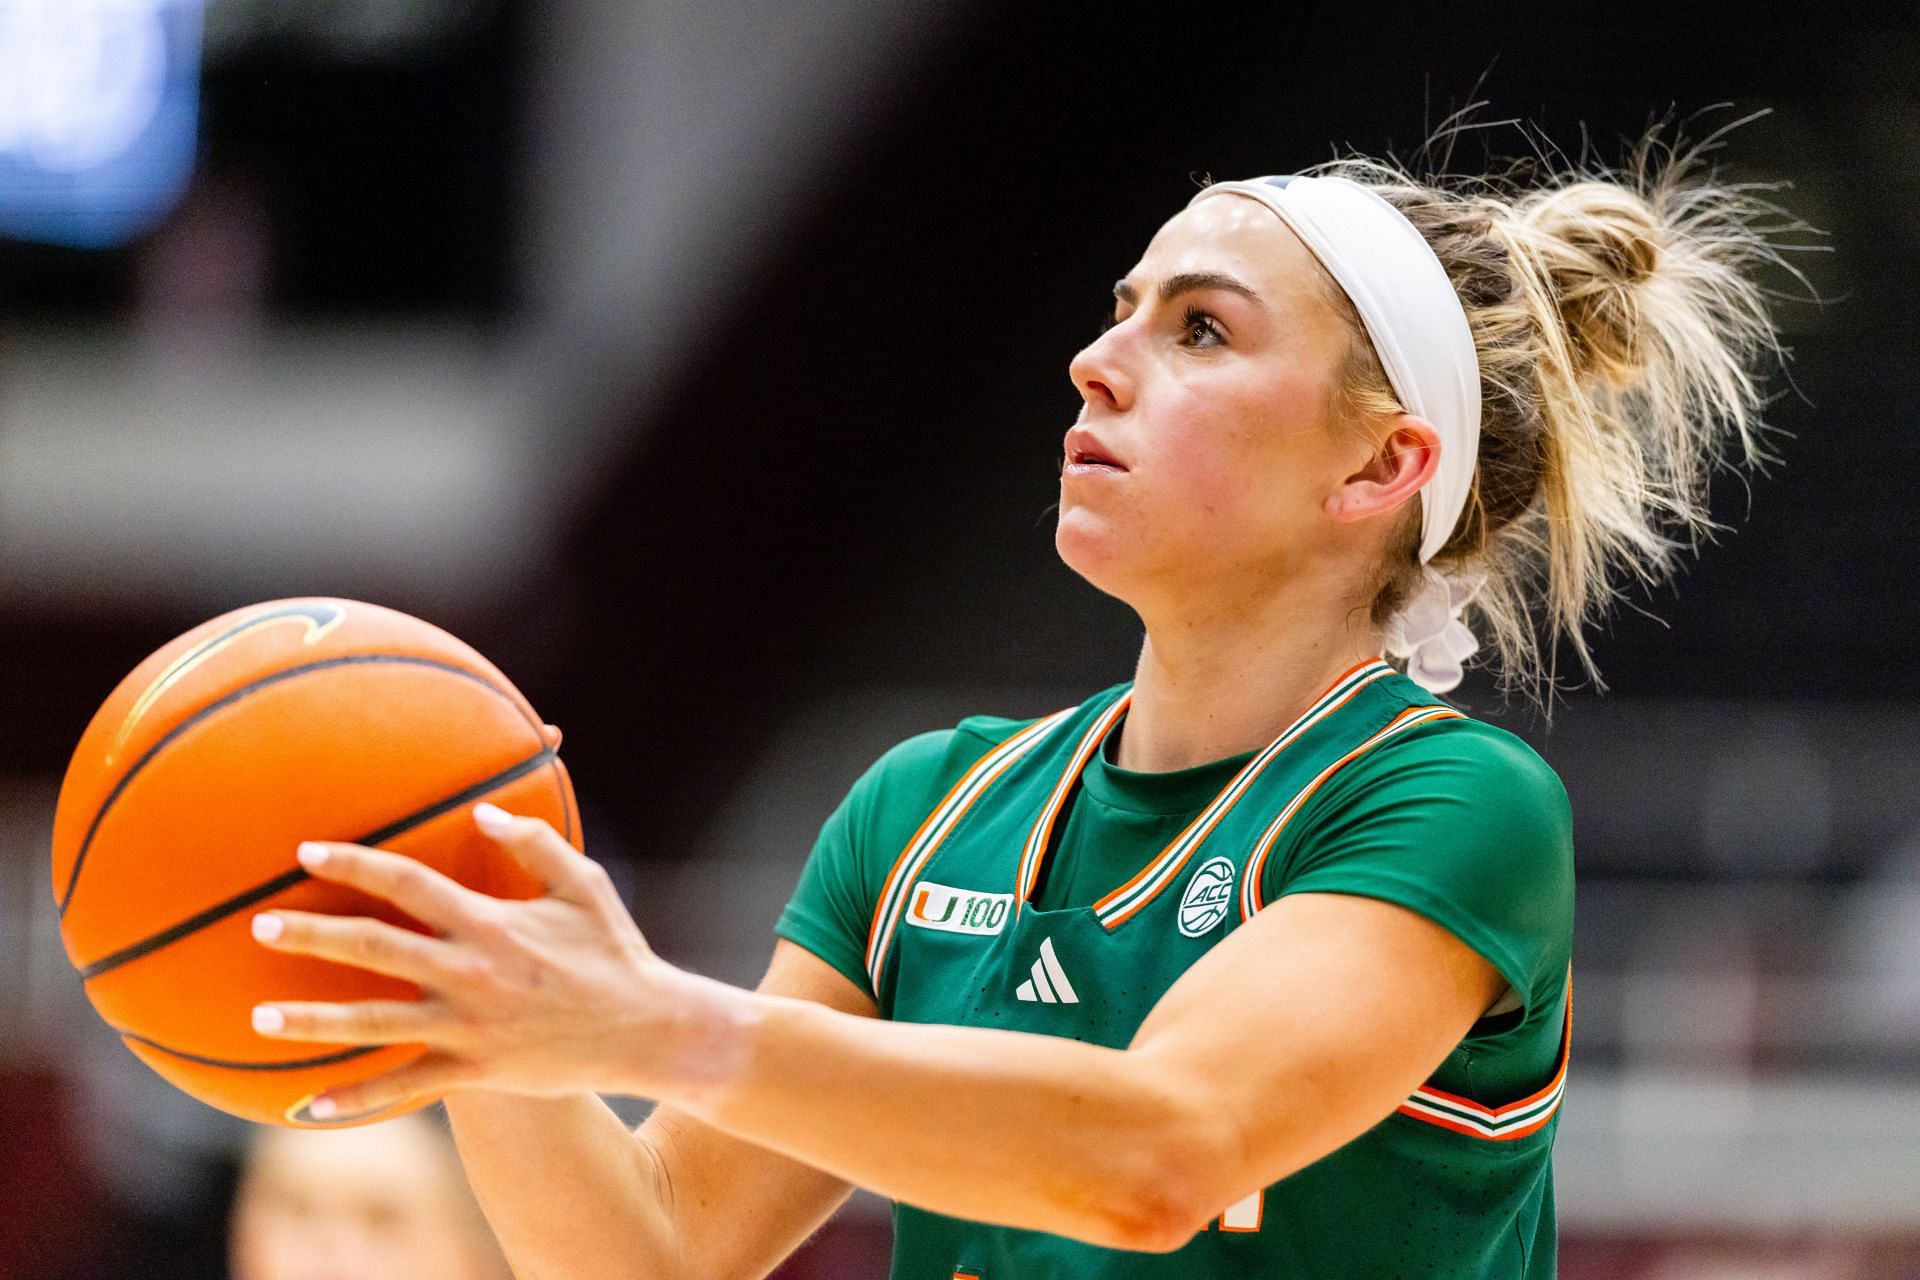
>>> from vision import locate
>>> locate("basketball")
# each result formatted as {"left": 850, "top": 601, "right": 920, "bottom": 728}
{"left": 49, "top": 598, "right": 582, "bottom": 1129}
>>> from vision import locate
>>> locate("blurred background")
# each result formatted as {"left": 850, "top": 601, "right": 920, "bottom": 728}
{"left": 1, "top": 1, "right": 1916, "bottom": 1277}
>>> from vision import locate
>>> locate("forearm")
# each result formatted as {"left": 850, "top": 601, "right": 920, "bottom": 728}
{"left": 445, "top": 1089, "right": 682, "bottom": 1280}
{"left": 662, "top": 986, "right": 1225, "bottom": 1252}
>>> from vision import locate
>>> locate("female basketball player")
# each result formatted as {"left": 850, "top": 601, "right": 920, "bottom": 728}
{"left": 247, "top": 123, "right": 1796, "bottom": 1278}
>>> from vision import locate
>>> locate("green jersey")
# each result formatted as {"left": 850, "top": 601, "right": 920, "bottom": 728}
{"left": 776, "top": 660, "right": 1574, "bottom": 1279}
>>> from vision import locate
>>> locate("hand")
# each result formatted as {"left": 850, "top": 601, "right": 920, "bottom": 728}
{"left": 250, "top": 803, "right": 723, "bottom": 1121}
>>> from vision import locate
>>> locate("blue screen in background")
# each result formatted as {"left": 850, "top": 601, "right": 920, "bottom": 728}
{"left": 0, "top": 0, "right": 204, "bottom": 250}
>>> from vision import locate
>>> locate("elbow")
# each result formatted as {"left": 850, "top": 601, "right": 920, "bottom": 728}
{"left": 1086, "top": 1117, "right": 1231, "bottom": 1254}
{"left": 1101, "top": 1201, "right": 1206, "bottom": 1256}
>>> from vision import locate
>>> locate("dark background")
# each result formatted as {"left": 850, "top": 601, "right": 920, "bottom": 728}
{"left": 3, "top": 2, "right": 1906, "bottom": 840}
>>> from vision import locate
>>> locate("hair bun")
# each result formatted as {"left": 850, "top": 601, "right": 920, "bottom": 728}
{"left": 1514, "top": 181, "right": 1664, "bottom": 386}
{"left": 1307, "top": 113, "right": 1806, "bottom": 698}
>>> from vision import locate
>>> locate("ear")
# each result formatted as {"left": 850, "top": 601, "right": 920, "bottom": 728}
{"left": 1324, "top": 414, "right": 1442, "bottom": 525}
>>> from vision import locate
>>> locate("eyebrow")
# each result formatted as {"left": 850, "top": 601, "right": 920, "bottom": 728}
{"left": 1112, "top": 271, "right": 1266, "bottom": 308}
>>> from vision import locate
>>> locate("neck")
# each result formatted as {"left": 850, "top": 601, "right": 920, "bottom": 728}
{"left": 1112, "top": 579, "right": 1382, "bottom": 773}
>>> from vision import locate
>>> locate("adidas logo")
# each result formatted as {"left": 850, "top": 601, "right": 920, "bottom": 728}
{"left": 1014, "top": 936, "right": 1079, "bottom": 1004}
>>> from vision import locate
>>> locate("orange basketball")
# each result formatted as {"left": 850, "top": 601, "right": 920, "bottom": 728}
{"left": 50, "top": 598, "right": 582, "bottom": 1129}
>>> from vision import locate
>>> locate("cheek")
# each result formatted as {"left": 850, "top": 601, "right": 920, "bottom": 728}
{"left": 1150, "top": 380, "right": 1329, "bottom": 534}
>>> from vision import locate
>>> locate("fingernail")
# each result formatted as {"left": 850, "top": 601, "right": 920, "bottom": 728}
{"left": 472, "top": 802, "right": 513, "bottom": 836}
{"left": 308, "top": 1095, "right": 338, "bottom": 1121}
{"left": 251, "top": 913, "right": 283, "bottom": 943}
{"left": 251, "top": 1005, "right": 285, "bottom": 1034}
{"left": 297, "top": 842, "right": 329, "bottom": 869}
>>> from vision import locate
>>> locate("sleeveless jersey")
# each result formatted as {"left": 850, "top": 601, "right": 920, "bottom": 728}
{"left": 777, "top": 659, "right": 1575, "bottom": 1279}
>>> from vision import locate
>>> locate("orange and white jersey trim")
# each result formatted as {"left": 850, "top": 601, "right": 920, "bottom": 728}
{"left": 1238, "top": 703, "right": 1465, "bottom": 921}
{"left": 1014, "top": 695, "right": 1131, "bottom": 913}
{"left": 1397, "top": 976, "right": 1573, "bottom": 1141}
{"left": 1090, "top": 660, "right": 1397, "bottom": 931}
{"left": 864, "top": 708, "right": 1075, "bottom": 991}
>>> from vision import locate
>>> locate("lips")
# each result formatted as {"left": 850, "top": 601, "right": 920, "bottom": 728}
{"left": 1064, "top": 427, "right": 1127, "bottom": 472}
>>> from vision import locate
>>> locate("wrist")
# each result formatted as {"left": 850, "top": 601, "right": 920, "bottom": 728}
{"left": 620, "top": 964, "right": 762, "bottom": 1103}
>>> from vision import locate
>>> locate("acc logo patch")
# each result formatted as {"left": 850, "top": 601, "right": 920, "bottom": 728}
{"left": 1176, "top": 856, "right": 1236, "bottom": 937}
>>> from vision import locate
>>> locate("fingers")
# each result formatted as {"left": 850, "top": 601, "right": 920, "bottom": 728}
{"left": 251, "top": 997, "right": 441, "bottom": 1045}
{"left": 253, "top": 909, "right": 460, "bottom": 985}
{"left": 472, "top": 802, "right": 596, "bottom": 900}
{"left": 294, "top": 842, "right": 482, "bottom": 932}
{"left": 301, "top": 1052, "right": 473, "bottom": 1123}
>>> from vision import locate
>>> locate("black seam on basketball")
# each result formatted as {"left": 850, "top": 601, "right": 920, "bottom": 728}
{"left": 550, "top": 759, "right": 573, "bottom": 843}
{"left": 60, "top": 653, "right": 528, "bottom": 919}
{"left": 117, "top": 1030, "right": 384, "bottom": 1072}
{"left": 77, "top": 744, "right": 557, "bottom": 981}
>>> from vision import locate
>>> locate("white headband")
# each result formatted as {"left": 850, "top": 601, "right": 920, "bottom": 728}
{"left": 1188, "top": 174, "right": 1485, "bottom": 691}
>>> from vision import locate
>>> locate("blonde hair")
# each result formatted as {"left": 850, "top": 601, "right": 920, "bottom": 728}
{"left": 1294, "top": 110, "right": 1817, "bottom": 698}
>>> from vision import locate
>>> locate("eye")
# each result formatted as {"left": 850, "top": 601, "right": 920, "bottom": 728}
{"left": 1179, "top": 304, "right": 1226, "bottom": 348}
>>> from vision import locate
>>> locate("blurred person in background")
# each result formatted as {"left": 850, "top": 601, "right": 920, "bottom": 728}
{"left": 229, "top": 1110, "right": 504, "bottom": 1280}
{"left": 242, "top": 117, "right": 1803, "bottom": 1280}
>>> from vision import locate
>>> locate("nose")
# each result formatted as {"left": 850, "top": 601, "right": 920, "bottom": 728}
{"left": 1068, "top": 323, "right": 1133, "bottom": 413}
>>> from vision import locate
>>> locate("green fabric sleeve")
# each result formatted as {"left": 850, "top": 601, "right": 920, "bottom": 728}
{"left": 1264, "top": 717, "right": 1575, "bottom": 1019}
{"left": 774, "top": 716, "right": 1035, "bottom": 999}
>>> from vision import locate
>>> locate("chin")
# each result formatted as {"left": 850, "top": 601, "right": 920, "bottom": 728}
{"left": 1055, "top": 508, "right": 1145, "bottom": 605}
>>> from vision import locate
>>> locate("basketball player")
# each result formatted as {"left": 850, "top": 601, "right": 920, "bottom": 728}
{"left": 229, "top": 1110, "right": 506, "bottom": 1280}
{"left": 247, "top": 125, "right": 1798, "bottom": 1277}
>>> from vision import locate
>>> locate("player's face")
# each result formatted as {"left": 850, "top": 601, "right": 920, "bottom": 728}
{"left": 229, "top": 1122, "right": 493, "bottom": 1280}
{"left": 1057, "top": 194, "right": 1370, "bottom": 612}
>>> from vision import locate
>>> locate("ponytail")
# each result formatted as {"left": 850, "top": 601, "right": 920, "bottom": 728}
{"left": 1315, "top": 112, "right": 1818, "bottom": 696}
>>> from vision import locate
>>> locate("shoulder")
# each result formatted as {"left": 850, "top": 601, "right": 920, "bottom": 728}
{"left": 1328, "top": 709, "right": 1569, "bottom": 825}
{"left": 1281, "top": 712, "right": 1574, "bottom": 908}
{"left": 783, "top": 709, "right": 1052, "bottom": 953}
{"left": 1272, "top": 712, "right": 1574, "bottom": 1013}
{"left": 856, "top": 683, "right": 1130, "bottom": 800}
{"left": 840, "top": 683, "right": 1128, "bottom": 842}
{"left": 851, "top": 713, "right": 1039, "bottom": 812}
{"left": 837, "top": 692, "right": 1092, "bottom": 835}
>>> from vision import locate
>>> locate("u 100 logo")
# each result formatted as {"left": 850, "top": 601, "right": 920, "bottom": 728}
{"left": 906, "top": 883, "right": 1012, "bottom": 936}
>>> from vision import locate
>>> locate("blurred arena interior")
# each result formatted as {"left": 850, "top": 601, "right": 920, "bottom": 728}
{"left": 2, "top": 1, "right": 1917, "bottom": 1277}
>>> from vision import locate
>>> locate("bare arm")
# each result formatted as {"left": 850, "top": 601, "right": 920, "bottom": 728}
{"left": 677, "top": 892, "right": 1504, "bottom": 1252}
{"left": 257, "top": 820, "right": 1503, "bottom": 1256}
{"left": 445, "top": 940, "right": 877, "bottom": 1280}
